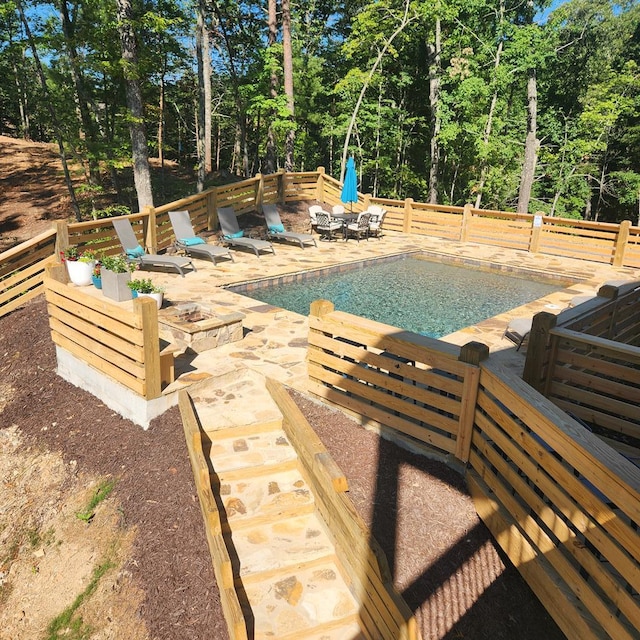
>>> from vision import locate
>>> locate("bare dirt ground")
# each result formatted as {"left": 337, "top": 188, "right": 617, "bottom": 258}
{"left": 0, "top": 135, "right": 565, "bottom": 639}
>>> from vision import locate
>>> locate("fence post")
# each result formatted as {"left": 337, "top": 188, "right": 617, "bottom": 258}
{"left": 612, "top": 220, "right": 631, "bottom": 268}
{"left": 456, "top": 341, "right": 489, "bottom": 462}
{"left": 460, "top": 203, "right": 473, "bottom": 242}
{"left": 207, "top": 188, "right": 218, "bottom": 231}
{"left": 362, "top": 193, "right": 372, "bottom": 211}
{"left": 316, "top": 166, "right": 326, "bottom": 202}
{"left": 403, "top": 198, "right": 414, "bottom": 233}
{"left": 529, "top": 212, "right": 544, "bottom": 253}
{"left": 522, "top": 311, "right": 557, "bottom": 392}
{"left": 277, "top": 169, "right": 286, "bottom": 203}
{"left": 54, "top": 220, "right": 70, "bottom": 263}
{"left": 135, "top": 296, "right": 162, "bottom": 400}
{"left": 255, "top": 173, "right": 264, "bottom": 211}
{"left": 143, "top": 205, "right": 157, "bottom": 253}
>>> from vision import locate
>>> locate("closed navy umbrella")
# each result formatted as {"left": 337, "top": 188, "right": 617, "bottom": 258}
{"left": 340, "top": 157, "right": 358, "bottom": 212}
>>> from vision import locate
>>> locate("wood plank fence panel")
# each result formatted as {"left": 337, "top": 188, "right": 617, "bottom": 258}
{"left": 467, "top": 362, "right": 640, "bottom": 640}
{"left": 307, "top": 302, "right": 479, "bottom": 458}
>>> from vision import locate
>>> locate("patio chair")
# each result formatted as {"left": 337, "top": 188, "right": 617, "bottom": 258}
{"left": 263, "top": 204, "right": 317, "bottom": 249}
{"left": 168, "top": 210, "right": 234, "bottom": 266}
{"left": 366, "top": 205, "right": 387, "bottom": 238}
{"left": 315, "top": 211, "right": 343, "bottom": 241}
{"left": 309, "top": 204, "right": 329, "bottom": 231}
{"left": 345, "top": 211, "right": 371, "bottom": 242}
{"left": 332, "top": 204, "right": 345, "bottom": 215}
{"left": 503, "top": 316, "right": 532, "bottom": 351}
{"left": 112, "top": 217, "right": 195, "bottom": 277}
{"left": 217, "top": 206, "right": 275, "bottom": 258}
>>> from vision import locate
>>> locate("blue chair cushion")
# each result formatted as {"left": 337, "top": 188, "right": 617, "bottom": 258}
{"left": 224, "top": 230, "right": 244, "bottom": 239}
{"left": 126, "top": 245, "right": 145, "bottom": 259}
{"left": 181, "top": 237, "right": 206, "bottom": 246}
{"left": 269, "top": 224, "right": 285, "bottom": 234}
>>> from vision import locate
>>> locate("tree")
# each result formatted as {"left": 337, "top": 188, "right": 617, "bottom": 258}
{"left": 115, "top": 0, "right": 154, "bottom": 211}
{"left": 282, "top": 0, "right": 295, "bottom": 171}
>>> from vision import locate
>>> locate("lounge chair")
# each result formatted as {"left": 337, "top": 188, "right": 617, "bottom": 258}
{"left": 217, "top": 206, "right": 275, "bottom": 258}
{"left": 112, "top": 217, "right": 195, "bottom": 277}
{"left": 168, "top": 210, "right": 234, "bottom": 265}
{"left": 315, "top": 211, "right": 343, "bottom": 241}
{"left": 504, "top": 316, "right": 532, "bottom": 351}
{"left": 366, "top": 205, "right": 387, "bottom": 238}
{"left": 345, "top": 211, "right": 370, "bottom": 242}
{"left": 263, "top": 204, "right": 317, "bottom": 249}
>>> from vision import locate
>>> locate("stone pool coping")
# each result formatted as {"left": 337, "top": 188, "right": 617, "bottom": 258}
{"left": 134, "top": 229, "right": 640, "bottom": 395}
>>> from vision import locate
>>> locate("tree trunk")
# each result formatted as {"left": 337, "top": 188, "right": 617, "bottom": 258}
{"left": 58, "top": 0, "right": 100, "bottom": 185}
{"left": 282, "top": 0, "right": 295, "bottom": 171}
{"left": 474, "top": 0, "right": 504, "bottom": 209}
{"left": 517, "top": 68, "right": 538, "bottom": 213}
{"left": 427, "top": 15, "right": 441, "bottom": 204}
{"left": 16, "top": 0, "right": 81, "bottom": 220}
{"left": 265, "top": 0, "right": 278, "bottom": 173}
{"left": 115, "top": 0, "right": 154, "bottom": 211}
{"left": 340, "top": 0, "right": 414, "bottom": 182}
{"left": 196, "top": 0, "right": 207, "bottom": 192}
{"left": 158, "top": 59, "right": 165, "bottom": 166}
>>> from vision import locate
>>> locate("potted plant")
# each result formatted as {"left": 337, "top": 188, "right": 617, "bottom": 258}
{"left": 61, "top": 247, "right": 97, "bottom": 287}
{"left": 91, "top": 259, "right": 103, "bottom": 289}
{"left": 127, "top": 278, "right": 164, "bottom": 309}
{"left": 100, "top": 254, "right": 133, "bottom": 301}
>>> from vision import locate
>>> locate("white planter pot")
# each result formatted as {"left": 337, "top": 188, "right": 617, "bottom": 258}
{"left": 66, "top": 260, "right": 95, "bottom": 287}
{"left": 135, "top": 291, "right": 164, "bottom": 310}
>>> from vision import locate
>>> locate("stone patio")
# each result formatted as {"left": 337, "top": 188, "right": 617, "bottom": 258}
{"left": 114, "top": 229, "right": 640, "bottom": 396}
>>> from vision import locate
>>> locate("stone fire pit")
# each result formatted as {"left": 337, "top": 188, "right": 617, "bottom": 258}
{"left": 158, "top": 302, "right": 244, "bottom": 353}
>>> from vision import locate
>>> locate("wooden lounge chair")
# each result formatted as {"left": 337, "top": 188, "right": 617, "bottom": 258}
{"left": 217, "top": 206, "right": 275, "bottom": 258}
{"left": 112, "top": 217, "right": 195, "bottom": 277}
{"left": 263, "top": 204, "right": 317, "bottom": 249}
{"left": 168, "top": 210, "right": 234, "bottom": 265}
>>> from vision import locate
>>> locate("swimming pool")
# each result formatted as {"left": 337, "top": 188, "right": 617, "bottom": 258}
{"left": 236, "top": 255, "right": 563, "bottom": 338}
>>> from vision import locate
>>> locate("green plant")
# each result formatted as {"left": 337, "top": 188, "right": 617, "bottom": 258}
{"left": 62, "top": 246, "right": 97, "bottom": 263}
{"left": 100, "top": 254, "right": 131, "bottom": 273}
{"left": 127, "top": 278, "right": 163, "bottom": 294}
{"left": 45, "top": 556, "right": 115, "bottom": 640}
{"left": 76, "top": 480, "right": 115, "bottom": 523}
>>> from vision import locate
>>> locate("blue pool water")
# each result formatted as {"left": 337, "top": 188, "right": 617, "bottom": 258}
{"left": 241, "top": 256, "right": 561, "bottom": 338}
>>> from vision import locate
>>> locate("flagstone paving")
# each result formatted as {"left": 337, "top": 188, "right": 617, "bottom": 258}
{"left": 114, "top": 229, "right": 640, "bottom": 395}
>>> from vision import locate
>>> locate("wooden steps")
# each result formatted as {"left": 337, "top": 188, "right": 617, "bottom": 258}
{"left": 179, "top": 368, "right": 420, "bottom": 640}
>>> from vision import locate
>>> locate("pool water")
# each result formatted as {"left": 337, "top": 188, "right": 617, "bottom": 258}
{"left": 242, "top": 256, "right": 561, "bottom": 338}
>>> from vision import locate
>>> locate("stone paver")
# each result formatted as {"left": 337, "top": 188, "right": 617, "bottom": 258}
{"left": 104, "top": 229, "right": 640, "bottom": 395}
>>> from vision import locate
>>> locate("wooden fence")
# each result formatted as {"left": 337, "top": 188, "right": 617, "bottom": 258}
{"left": 44, "top": 264, "right": 174, "bottom": 400}
{"left": 522, "top": 281, "right": 640, "bottom": 452}
{"left": 2, "top": 166, "right": 640, "bottom": 318}
{"left": 307, "top": 299, "right": 487, "bottom": 462}
{"left": 307, "top": 300, "right": 640, "bottom": 640}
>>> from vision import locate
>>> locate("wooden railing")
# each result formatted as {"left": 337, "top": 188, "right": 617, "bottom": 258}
{"left": 2, "top": 167, "right": 640, "bottom": 319}
{"left": 307, "top": 301, "right": 640, "bottom": 640}
{"left": 522, "top": 281, "right": 640, "bottom": 449}
{"left": 0, "top": 229, "right": 57, "bottom": 316}
{"left": 307, "top": 299, "right": 487, "bottom": 462}
{"left": 468, "top": 362, "right": 639, "bottom": 640}
{"left": 43, "top": 264, "right": 174, "bottom": 401}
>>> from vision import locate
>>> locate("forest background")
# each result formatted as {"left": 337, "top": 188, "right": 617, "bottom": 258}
{"left": 1, "top": 0, "right": 638, "bottom": 226}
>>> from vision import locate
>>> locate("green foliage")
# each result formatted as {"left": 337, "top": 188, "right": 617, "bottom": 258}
{"left": 45, "top": 557, "right": 115, "bottom": 640}
{"left": 76, "top": 480, "right": 115, "bottom": 524}
{"left": 1, "top": 0, "right": 637, "bottom": 219}
{"left": 100, "top": 254, "right": 131, "bottom": 274}
{"left": 127, "top": 278, "right": 163, "bottom": 293}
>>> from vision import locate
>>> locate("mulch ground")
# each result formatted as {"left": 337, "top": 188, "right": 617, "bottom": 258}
{"left": 1, "top": 296, "right": 565, "bottom": 639}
